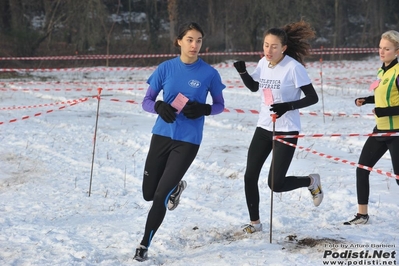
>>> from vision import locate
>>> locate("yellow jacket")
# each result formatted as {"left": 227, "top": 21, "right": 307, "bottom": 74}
{"left": 375, "top": 63, "right": 399, "bottom": 130}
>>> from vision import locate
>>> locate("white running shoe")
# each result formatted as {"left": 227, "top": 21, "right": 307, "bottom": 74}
{"left": 241, "top": 223, "right": 263, "bottom": 234}
{"left": 308, "top": 174, "right": 323, "bottom": 207}
{"left": 344, "top": 213, "right": 369, "bottom": 225}
{"left": 167, "top": 180, "right": 187, "bottom": 211}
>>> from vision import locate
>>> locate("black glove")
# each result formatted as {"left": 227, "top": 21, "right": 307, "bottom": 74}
{"left": 270, "top": 103, "right": 294, "bottom": 118}
{"left": 182, "top": 101, "right": 211, "bottom": 119}
{"left": 233, "top": 61, "right": 247, "bottom": 74}
{"left": 355, "top": 96, "right": 374, "bottom": 106}
{"left": 154, "top": 100, "right": 177, "bottom": 123}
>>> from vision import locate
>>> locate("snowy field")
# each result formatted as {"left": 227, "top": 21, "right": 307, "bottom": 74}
{"left": 0, "top": 56, "right": 398, "bottom": 265}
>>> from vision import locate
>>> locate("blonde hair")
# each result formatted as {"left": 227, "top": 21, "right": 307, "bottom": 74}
{"left": 381, "top": 30, "right": 399, "bottom": 50}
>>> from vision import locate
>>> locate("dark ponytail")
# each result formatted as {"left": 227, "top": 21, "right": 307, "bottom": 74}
{"left": 265, "top": 20, "right": 315, "bottom": 65}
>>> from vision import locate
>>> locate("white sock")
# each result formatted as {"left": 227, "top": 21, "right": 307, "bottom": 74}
{"left": 251, "top": 223, "right": 262, "bottom": 229}
{"left": 308, "top": 176, "right": 314, "bottom": 189}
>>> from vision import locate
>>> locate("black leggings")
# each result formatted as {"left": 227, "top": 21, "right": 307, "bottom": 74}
{"left": 140, "top": 134, "right": 199, "bottom": 248}
{"left": 357, "top": 135, "right": 399, "bottom": 205}
{"left": 244, "top": 127, "right": 311, "bottom": 222}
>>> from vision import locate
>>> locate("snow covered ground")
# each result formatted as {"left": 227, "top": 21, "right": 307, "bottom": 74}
{"left": 0, "top": 56, "right": 398, "bottom": 265}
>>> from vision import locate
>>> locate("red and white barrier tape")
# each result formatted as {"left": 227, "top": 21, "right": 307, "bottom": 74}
{"left": 0, "top": 80, "right": 147, "bottom": 86}
{"left": 0, "top": 76, "right": 376, "bottom": 91}
{"left": 76, "top": 95, "right": 139, "bottom": 104}
{"left": 0, "top": 48, "right": 379, "bottom": 61}
{"left": 0, "top": 87, "right": 147, "bottom": 92}
{"left": 276, "top": 138, "right": 399, "bottom": 180}
{"left": 0, "top": 54, "right": 180, "bottom": 61}
{"left": 274, "top": 132, "right": 399, "bottom": 139}
{"left": 0, "top": 97, "right": 374, "bottom": 118}
{"left": 223, "top": 108, "right": 375, "bottom": 118}
{"left": 311, "top": 47, "right": 378, "bottom": 53}
{"left": 107, "top": 98, "right": 138, "bottom": 104}
{"left": 223, "top": 108, "right": 260, "bottom": 114}
{"left": 4, "top": 94, "right": 396, "bottom": 181}
{"left": 0, "top": 64, "right": 378, "bottom": 73}
{"left": 0, "top": 97, "right": 138, "bottom": 112}
{"left": 0, "top": 98, "right": 89, "bottom": 111}
{"left": 0, "top": 91, "right": 374, "bottom": 118}
{"left": 0, "top": 98, "right": 88, "bottom": 125}
{"left": 0, "top": 67, "right": 155, "bottom": 73}
{"left": 305, "top": 63, "right": 376, "bottom": 71}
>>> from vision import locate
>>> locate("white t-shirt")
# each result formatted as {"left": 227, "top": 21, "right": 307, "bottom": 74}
{"left": 251, "top": 55, "right": 311, "bottom": 132}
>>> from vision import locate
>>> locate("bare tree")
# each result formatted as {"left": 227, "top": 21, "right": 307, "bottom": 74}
{"left": 167, "top": 0, "right": 178, "bottom": 53}
{"left": 1, "top": 0, "right": 399, "bottom": 61}
{"left": 101, "top": 0, "right": 121, "bottom": 66}
{"left": 67, "top": 0, "right": 108, "bottom": 53}
{"left": 144, "top": 0, "right": 162, "bottom": 52}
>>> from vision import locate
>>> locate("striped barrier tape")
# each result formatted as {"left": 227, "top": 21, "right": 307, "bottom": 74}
{"left": 223, "top": 108, "right": 375, "bottom": 118}
{"left": 0, "top": 97, "right": 138, "bottom": 112}
{"left": 1, "top": 95, "right": 374, "bottom": 118}
{"left": 0, "top": 64, "right": 378, "bottom": 73}
{"left": 0, "top": 48, "right": 379, "bottom": 61}
{"left": 275, "top": 138, "right": 399, "bottom": 180}
{"left": 273, "top": 132, "right": 399, "bottom": 139}
{"left": 0, "top": 77, "right": 378, "bottom": 87}
{"left": 0, "top": 98, "right": 88, "bottom": 111}
{"left": 0, "top": 87, "right": 147, "bottom": 92}
{"left": 3, "top": 94, "right": 396, "bottom": 182}
{"left": 0, "top": 98, "right": 89, "bottom": 125}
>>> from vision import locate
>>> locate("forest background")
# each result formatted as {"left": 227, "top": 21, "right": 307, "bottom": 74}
{"left": 0, "top": 0, "right": 398, "bottom": 68}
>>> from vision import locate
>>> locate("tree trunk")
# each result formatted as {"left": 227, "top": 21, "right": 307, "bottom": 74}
{"left": 333, "top": 0, "right": 341, "bottom": 59}
{"left": 168, "top": 0, "right": 178, "bottom": 53}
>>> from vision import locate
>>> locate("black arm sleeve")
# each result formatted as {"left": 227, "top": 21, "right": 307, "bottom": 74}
{"left": 290, "top": 83, "right": 319, "bottom": 109}
{"left": 375, "top": 106, "right": 399, "bottom": 117}
{"left": 364, "top": 96, "right": 375, "bottom": 104}
{"left": 239, "top": 72, "right": 259, "bottom": 92}
{"left": 354, "top": 96, "right": 375, "bottom": 105}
